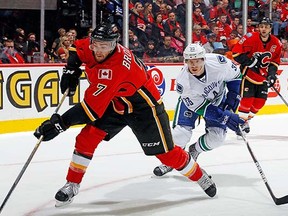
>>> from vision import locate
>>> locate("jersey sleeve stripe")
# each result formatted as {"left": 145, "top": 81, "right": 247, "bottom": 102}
{"left": 81, "top": 100, "right": 97, "bottom": 121}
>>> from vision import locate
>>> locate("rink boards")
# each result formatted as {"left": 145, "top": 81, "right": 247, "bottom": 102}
{"left": 0, "top": 63, "right": 288, "bottom": 134}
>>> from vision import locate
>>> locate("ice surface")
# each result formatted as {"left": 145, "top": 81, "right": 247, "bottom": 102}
{"left": 1, "top": 114, "right": 288, "bottom": 216}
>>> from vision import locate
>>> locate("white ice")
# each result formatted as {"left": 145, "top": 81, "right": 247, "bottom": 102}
{"left": 1, "top": 114, "right": 288, "bottom": 216}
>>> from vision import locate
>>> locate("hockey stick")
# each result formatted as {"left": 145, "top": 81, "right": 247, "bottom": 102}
{"left": 239, "top": 130, "right": 288, "bottom": 205}
{"left": 272, "top": 86, "right": 288, "bottom": 107}
{"left": 0, "top": 89, "right": 69, "bottom": 214}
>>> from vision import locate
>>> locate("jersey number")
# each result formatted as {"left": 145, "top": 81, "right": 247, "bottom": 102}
{"left": 183, "top": 97, "right": 193, "bottom": 106}
{"left": 93, "top": 83, "right": 107, "bottom": 96}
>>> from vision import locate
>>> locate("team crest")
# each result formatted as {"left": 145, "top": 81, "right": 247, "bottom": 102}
{"left": 217, "top": 55, "right": 227, "bottom": 63}
{"left": 176, "top": 83, "right": 183, "bottom": 94}
{"left": 146, "top": 65, "right": 165, "bottom": 96}
{"left": 98, "top": 69, "right": 112, "bottom": 80}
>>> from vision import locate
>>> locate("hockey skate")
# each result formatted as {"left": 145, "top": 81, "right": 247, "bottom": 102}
{"left": 153, "top": 164, "right": 173, "bottom": 176}
{"left": 55, "top": 182, "right": 80, "bottom": 207}
{"left": 197, "top": 169, "right": 216, "bottom": 197}
{"left": 188, "top": 143, "right": 200, "bottom": 161}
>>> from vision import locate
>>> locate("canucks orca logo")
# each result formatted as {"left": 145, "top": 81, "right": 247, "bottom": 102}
{"left": 217, "top": 55, "right": 227, "bottom": 64}
{"left": 176, "top": 83, "right": 183, "bottom": 94}
{"left": 146, "top": 65, "right": 165, "bottom": 96}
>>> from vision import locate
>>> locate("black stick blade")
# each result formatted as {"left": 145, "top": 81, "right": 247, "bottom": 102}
{"left": 275, "top": 195, "right": 288, "bottom": 205}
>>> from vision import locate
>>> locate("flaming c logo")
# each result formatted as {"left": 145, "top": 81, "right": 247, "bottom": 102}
{"left": 146, "top": 66, "right": 165, "bottom": 96}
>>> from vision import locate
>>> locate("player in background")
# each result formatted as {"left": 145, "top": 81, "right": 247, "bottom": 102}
{"left": 34, "top": 23, "right": 217, "bottom": 207}
{"left": 232, "top": 17, "right": 282, "bottom": 134}
{"left": 154, "top": 43, "right": 244, "bottom": 176}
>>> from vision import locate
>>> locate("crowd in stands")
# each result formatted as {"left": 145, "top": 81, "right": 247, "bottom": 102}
{"left": 127, "top": 0, "right": 288, "bottom": 62}
{"left": 1, "top": 0, "right": 288, "bottom": 64}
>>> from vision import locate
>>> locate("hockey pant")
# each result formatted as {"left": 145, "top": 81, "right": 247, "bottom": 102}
{"left": 66, "top": 101, "right": 203, "bottom": 184}
{"left": 173, "top": 97, "right": 226, "bottom": 153}
{"left": 238, "top": 78, "right": 268, "bottom": 120}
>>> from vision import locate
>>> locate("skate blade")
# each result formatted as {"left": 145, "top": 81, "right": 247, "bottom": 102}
{"left": 55, "top": 198, "right": 74, "bottom": 208}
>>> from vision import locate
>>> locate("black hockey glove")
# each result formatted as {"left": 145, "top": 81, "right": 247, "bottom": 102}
{"left": 266, "top": 74, "right": 277, "bottom": 87}
{"left": 218, "top": 110, "right": 245, "bottom": 132}
{"left": 60, "top": 67, "right": 82, "bottom": 96}
{"left": 246, "top": 52, "right": 263, "bottom": 73}
{"left": 34, "top": 114, "right": 68, "bottom": 141}
{"left": 224, "top": 91, "right": 241, "bottom": 112}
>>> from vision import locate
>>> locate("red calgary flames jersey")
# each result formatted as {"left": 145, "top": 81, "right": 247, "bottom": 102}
{"left": 232, "top": 32, "right": 281, "bottom": 83}
{"left": 74, "top": 38, "right": 161, "bottom": 120}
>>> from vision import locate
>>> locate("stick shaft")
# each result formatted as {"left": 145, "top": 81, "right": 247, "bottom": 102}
{"left": 272, "top": 86, "right": 288, "bottom": 107}
{"left": 0, "top": 89, "right": 69, "bottom": 213}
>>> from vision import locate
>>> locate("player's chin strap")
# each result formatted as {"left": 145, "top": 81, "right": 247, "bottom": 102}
{"left": 0, "top": 88, "right": 69, "bottom": 214}
{"left": 272, "top": 86, "right": 288, "bottom": 107}
{"left": 238, "top": 129, "right": 288, "bottom": 205}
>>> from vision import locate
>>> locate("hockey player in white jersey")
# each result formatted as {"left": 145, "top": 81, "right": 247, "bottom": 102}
{"left": 154, "top": 43, "right": 244, "bottom": 176}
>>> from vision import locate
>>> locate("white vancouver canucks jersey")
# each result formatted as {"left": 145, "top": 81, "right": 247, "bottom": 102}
{"left": 176, "top": 53, "right": 241, "bottom": 114}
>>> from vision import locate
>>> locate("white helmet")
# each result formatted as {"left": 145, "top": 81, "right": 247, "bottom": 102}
{"left": 183, "top": 43, "right": 206, "bottom": 60}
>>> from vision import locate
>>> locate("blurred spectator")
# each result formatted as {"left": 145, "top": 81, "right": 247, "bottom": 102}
{"left": 193, "top": 0, "right": 209, "bottom": 20}
{"left": 246, "top": 18, "right": 255, "bottom": 32}
{"left": 26, "top": 32, "right": 40, "bottom": 63}
{"left": 217, "top": 14, "right": 232, "bottom": 38}
{"left": 151, "top": 12, "right": 165, "bottom": 45}
{"left": 271, "top": 0, "right": 282, "bottom": 37}
{"left": 13, "top": 28, "right": 26, "bottom": 58}
{"left": 220, "top": 0, "right": 232, "bottom": 24}
{"left": 130, "top": 2, "right": 146, "bottom": 31}
{"left": 0, "top": 36, "right": 6, "bottom": 52}
{"left": 87, "top": 28, "right": 93, "bottom": 38}
{"left": 192, "top": 24, "right": 208, "bottom": 45}
{"left": 209, "top": 1, "right": 224, "bottom": 23}
{"left": 230, "top": 16, "right": 240, "bottom": 31}
{"left": 163, "top": 11, "right": 183, "bottom": 36}
{"left": 175, "top": 0, "right": 186, "bottom": 33}
{"left": 0, "top": 39, "right": 25, "bottom": 63}
{"left": 158, "top": 35, "right": 181, "bottom": 62}
{"left": 143, "top": 40, "right": 159, "bottom": 62}
{"left": 68, "top": 28, "right": 77, "bottom": 44}
{"left": 212, "top": 41, "right": 227, "bottom": 55}
{"left": 226, "top": 37, "right": 240, "bottom": 63}
{"left": 130, "top": 2, "right": 148, "bottom": 45}
{"left": 128, "top": 29, "right": 145, "bottom": 58}
{"left": 66, "top": 31, "right": 75, "bottom": 46}
{"left": 69, "top": 28, "right": 78, "bottom": 40}
{"left": 229, "top": 30, "right": 240, "bottom": 40}
{"left": 43, "top": 39, "right": 53, "bottom": 63}
{"left": 203, "top": 33, "right": 217, "bottom": 53}
{"left": 235, "top": 24, "right": 244, "bottom": 38}
{"left": 159, "top": 3, "right": 170, "bottom": 21}
{"left": 220, "top": 36, "right": 228, "bottom": 49}
{"left": 97, "top": 0, "right": 123, "bottom": 28}
{"left": 280, "top": 3, "right": 288, "bottom": 38}
{"left": 152, "top": 0, "right": 164, "bottom": 17}
{"left": 170, "top": 27, "right": 185, "bottom": 54}
{"left": 143, "top": 2, "right": 154, "bottom": 37}
{"left": 193, "top": 7, "right": 210, "bottom": 31}
{"left": 210, "top": 23, "right": 221, "bottom": 41}
{"left": 51, "top": 28, "right": 66, "bottom": 56}
{"left": 144, "top": 2, "right": 154, "bottom": 24}
{"left": 229, "top": 9, "right": 241, "bottom": 21}
{"left": 280, "top": 38, "right": 288, "bottom": 62}
{"left": 56, "top": 35, "right": 70, "bottom": 63}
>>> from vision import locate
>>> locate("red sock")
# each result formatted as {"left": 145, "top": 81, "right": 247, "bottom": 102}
{"left": 189, "top": 163, "right": 203, "bottom": 181}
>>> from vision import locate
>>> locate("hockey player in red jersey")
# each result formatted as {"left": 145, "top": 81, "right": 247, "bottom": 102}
{"left": 34, "top": 23, "right": 216, "bottom": 207}
{"left": 232, "top": 17, "right": 282, "bottom": 133}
